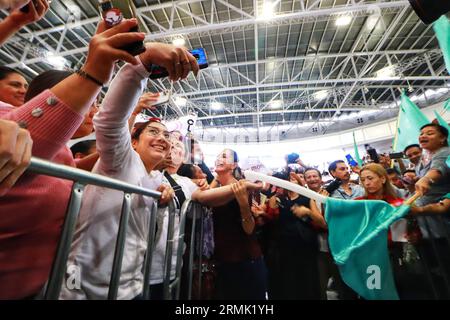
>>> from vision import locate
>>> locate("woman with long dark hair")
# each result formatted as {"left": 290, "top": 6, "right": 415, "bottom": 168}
{"left": 212, "top": 149, "right": 268, "bottom": 300}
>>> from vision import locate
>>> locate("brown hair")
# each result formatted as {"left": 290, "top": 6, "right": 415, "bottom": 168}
{"left": 360, "top": 163, "right": 397, "bottom": 199}
{"left": 25, "top": 70, "right": 72, "bottom": 102}
{"left": 131, "top": 119, "right": 166, "bottom": 140}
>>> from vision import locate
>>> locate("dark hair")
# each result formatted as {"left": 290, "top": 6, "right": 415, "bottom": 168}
{"left": 131, "top": 119, "right": 166, "bottom": 140}
{"left": 403, "top": 169, "right": 416, "bottom": 175}
{"left": 403, "top": 144, "right": 421, "bottom": 154}
{"left": 24, "top": 70, "right": 72, "bottom": 102}
{"left": 420, "top": 123, "right": 449, "bottom": 146}
{"left": 177, "top": 163, "right": 196, "bottom": 179}
{"left": 328, "top": 160, "right": 345, "bottom": 173}
{"left": 0, "top": 66, "right": 23, "bottom": 81}
{"left": 220, "top": 149, "right": 242, "bottom": 180}
{"left": 304, "top": 167, "right": 322, "bottom": 178}
{"left": 386, "top": 168, "right": 399, "bottom": 176}
{"left": 272, "top": 171, "right": 289, "bottom": 181}
{"left": 70, "top": 140, "right": 96, "bottom": 157}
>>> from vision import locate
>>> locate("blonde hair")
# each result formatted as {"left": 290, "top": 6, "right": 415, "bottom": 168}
{"left": 360, "top": 163, "right": 397, "bottom": 199}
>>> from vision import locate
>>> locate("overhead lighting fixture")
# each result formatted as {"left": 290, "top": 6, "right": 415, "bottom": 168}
{"left": 174, "top": 97, "right": 187, "bottom": 107}
{"left": 258, "top": 1, "right": 275, "bottom": 20}
{"left": 211, "top": 102, "right": 223, "bottom": 111}
{"left": 172, "top": 38, "right": 186, "bottom": 47}
{"left": 335, "top": 15, "right": 352, "bottom": 27}
{"left": 269, "top": 100, "right": 283, "bottom": 109}
{"left": 375, "top": 66, "right": 395, "bottom": 79}
{"left": 313, "top": 90, "right": 329, "bottom": 101}
{"left": 45, "top": 51, "right": 68, "bottom": 70}
{"left": 366, "top": 14, "right": 379, "bottom": 30}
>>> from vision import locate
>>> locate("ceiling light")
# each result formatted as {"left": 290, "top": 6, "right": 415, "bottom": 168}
{"left": 366, "top": 14, "right": 379, "bottom": 29}
{"left": 45, "top": 51, "right": 68, "bottom": 70}
{"left": 174, "top": 97, "right": 187, "bottom": 107}
{"left": 211, "top": 102, "right": 223, "bottom": 111}
{"left": 375, "top": 66, "right": 395, "bottom": 79}
{"left": 269, "top": 100, "right": 283, "bottom": 109}
{"left": 313, "top": 90, "right": 329, "bottom": 101}
{"left": 258, "top": 1, "right": 275, "bottom": 20}
{"left": 335, "top": 15, "right": 352, "bottom": 27}
{"left": 172, "top": 38, "right": 185, "bottom": 47}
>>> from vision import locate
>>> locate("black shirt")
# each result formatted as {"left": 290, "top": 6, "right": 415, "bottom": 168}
{"left": 278, "top": 195, "right": 318, "bottom": 247}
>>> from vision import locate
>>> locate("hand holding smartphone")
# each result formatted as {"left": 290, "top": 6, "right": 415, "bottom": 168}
{"left": 345, "top": 154, "right": 358, "bottom": 167}
{"left": 99, "top": 0, "right": 145, "bottom": 56}
{"left": 149, "top": 48, "right": 208, "bottom": 79}
{"left": 19, "top": 0, "right": 33, "bottom": 13}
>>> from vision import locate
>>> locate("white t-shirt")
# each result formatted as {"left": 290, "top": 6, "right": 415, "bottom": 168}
{"left": 149, "top": 174, "right": 198, "bottom": 285}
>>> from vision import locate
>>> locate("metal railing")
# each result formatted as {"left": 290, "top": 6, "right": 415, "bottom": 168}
{"left": 28, "top": 157, "right": 161, "bottom": 300}
{"left": 28, "top": 157, "right": 209, "bottom": 300}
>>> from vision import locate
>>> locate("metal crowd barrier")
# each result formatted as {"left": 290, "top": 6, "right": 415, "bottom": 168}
{"left": 161, "top": 200, "right": 209, "bottom": 300}
{"left": 28, "top": 157, "right": 161, "bottom": 300}
{"left": 28, "top": 157, "right": 212, "bottom": 301}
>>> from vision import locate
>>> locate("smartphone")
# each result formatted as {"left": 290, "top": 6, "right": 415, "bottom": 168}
{"left": 20, "top": 0, "right": 35, "bottom": 13}
{"left": 149, "top": 48, "right": 209, "bottom": 79}
{"left": 389, "top": 152, "right": 404, "bottom": 160}
{"left": 100, "top": 0, "right": 146, "bottom": 56}
{"left": 367, "top": 148, "right": 380, "bottom": 163}
{"left": 345, "top": 154, "right": 358, "bottom": 167}
{"left": 152, "top": 90, "right": 171, "bottom": 106}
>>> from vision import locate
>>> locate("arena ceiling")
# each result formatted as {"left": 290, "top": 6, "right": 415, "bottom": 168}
{"left": 1, "top": 0, "right": 449, "bottom": 142}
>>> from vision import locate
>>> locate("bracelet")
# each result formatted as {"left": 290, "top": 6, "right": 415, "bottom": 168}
{"left": 76, "top": 69, "right": 104, "bottom": 87}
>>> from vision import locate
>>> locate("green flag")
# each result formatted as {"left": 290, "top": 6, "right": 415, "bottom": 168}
{"left": 393, "top": 92, "right": 429, "bottom": 152}
{"left": 434, "top": 111, "right": 450, "bottom": 145}
{"left": 445, "top": 99, "right": 450, "bottom": 112}
{"left": 353, "top": 132, "right": 363, "bottom": 167}
{"left": 433, "top": 15, "right": 450, "bottom": 74}
{"left": 325, "top": 197, "right": 410, "bottom": 300}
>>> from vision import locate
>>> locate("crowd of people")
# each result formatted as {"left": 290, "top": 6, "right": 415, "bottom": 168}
{"left": 0, "top": 1, "right": 449, "bottom": 300}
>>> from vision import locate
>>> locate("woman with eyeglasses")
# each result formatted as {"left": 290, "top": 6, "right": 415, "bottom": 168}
{"left": 59, "top": 42, "right": 198, "bottom": 300}
{"left": 59, "top": 43, "right": 261, "bottom": 300}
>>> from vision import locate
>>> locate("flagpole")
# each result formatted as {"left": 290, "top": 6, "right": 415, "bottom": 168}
{"left": 405, "top": 192, "right": 421, "bottom": 206}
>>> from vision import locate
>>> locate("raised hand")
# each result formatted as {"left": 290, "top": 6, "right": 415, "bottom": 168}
{"left": 139, "top": 43, "right": 199, "bottom": 81}
{"left": 82, "top": 19, "right": 146, "bottom": 85}
{"left": 8, "top": 0, "right": 49, "bottom": 27}
{"left": 132, "top": 92, "right": 160, "bottom": 116}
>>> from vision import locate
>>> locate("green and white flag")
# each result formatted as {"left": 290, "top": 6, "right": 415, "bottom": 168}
{"left": 325, "top": 198, "right": 411, "bottom": 300}
{"left": 434, "top": 15, "right": 450, "bottom": 74}
{"left": 353, "top": 132, "right": 363, "bottom": 167}
{"left": 393, "top": 92, "right": 429, "bottom": 152}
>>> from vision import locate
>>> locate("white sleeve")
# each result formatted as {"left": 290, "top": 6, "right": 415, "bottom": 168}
{"left": 181, "top": 177, "right": 199, "bottom": 199}
{"left": 93, "top": 61, "right": 150, "bottom": 174}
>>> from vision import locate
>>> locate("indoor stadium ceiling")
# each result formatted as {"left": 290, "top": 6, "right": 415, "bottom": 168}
{"left": 1, "top": 0, "right": 450, "bottom": 142}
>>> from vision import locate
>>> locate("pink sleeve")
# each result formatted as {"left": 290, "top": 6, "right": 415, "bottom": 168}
{"left": 0, "top": 90, "right": 83, "bottom": 161}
